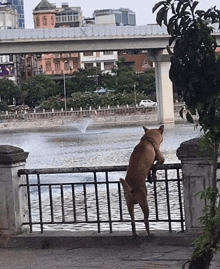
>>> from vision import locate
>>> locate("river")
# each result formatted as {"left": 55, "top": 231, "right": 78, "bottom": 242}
{"left": 0, "top": 122, "right": 202, "bottom": 168}
{"left": 0, "top": 122, "right": 202, "bottom": 233}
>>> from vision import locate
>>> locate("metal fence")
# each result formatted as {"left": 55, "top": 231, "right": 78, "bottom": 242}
{"left": 18, "top": 164, "right": 184, "bottom": 234}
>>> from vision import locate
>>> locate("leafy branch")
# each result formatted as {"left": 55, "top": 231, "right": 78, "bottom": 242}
{"left": 153, "top": 1, "right": 220, "bottom": 268}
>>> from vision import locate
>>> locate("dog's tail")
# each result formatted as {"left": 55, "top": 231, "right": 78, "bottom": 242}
{"left": 120, "top": 178, "right": 132, "bottom": 198}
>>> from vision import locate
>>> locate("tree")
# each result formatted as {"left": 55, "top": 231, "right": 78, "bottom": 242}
{"left": 0, "top": 78, "right": 20, "bottom": 108}
{"left": 66, "top": 68, "right": 99, "bottom": 95}
{"left": 153, "top": 1, "right": 220, "bottom": 268}
{"left": 20, "top": 73, "right": 59, "bottom": 108}
{"left": 136, "top": 68, "right": 156, "bottom": 98}
{"left": 112, "top": 58, "right": 137, "bottom": 93}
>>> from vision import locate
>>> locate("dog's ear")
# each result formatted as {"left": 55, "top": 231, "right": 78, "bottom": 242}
{"left": 158, "top": 125, "right": 164, "bottom": 134}
{"left": 143, "top": 126, "right": 148, "bottom": 133}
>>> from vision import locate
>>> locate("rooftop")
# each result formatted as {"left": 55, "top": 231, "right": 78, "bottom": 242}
{"left": 34, "top": 0, "right": 56, "bottom": 11}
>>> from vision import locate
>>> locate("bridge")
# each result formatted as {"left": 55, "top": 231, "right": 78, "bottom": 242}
{"left": 1, "top": 24, "right": 220, "bottom": 124}
{"left": 0, "top": 25, "right": 171, "bottom": 54}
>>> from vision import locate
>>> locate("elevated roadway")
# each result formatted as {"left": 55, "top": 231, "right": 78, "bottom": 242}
{"left": 0, "top": 25, "right": 171, "bottom": 54}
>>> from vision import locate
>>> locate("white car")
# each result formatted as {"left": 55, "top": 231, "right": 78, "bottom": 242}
{"left": 139, "top": 100, "right": 157, "bottom": 107}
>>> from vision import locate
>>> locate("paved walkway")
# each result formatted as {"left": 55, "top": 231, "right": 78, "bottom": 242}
{"left": 0, "top": 231, "right": 220, "bottom": 269}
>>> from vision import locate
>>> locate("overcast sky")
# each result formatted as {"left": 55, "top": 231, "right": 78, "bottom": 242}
{"left": 24, "top": 0, "right": 220, "bottom": 29}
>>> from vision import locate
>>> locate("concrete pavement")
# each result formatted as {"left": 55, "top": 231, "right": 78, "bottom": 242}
{"left": 0, "top": 231, "right": 220, "bottom": 269}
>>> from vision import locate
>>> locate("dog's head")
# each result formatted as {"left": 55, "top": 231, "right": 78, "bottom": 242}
{"left": 142, "top": 125, "right": 164, "bottom": 144}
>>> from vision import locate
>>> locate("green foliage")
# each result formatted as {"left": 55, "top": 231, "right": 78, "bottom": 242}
{"left": 40, "top": 95, "right": 64, "bottom": 110}
{"left": 20, "top": 73, "right": 60, "bottom": 108}
{"left": 153, "top": 1, "right": 220, "bottom": 268}
{"left": 0, "top": 78, "right": 20, "bottom": 108}
{"left": 153, "top": 0, "right": 220, "bottom": 141}
{"left": 19, "top": 59, "right": 156, "bottom": 109}
{"left": 137, "top": 68, "right": 156, "bottom": 96}
{"left": 0, "top": 100, "right": 8, "bottom": 111}
{"left": 65, "top": 68, "right": 99, "bottom": 95}
{"left": 64, "top": 60, "right": 156, "bottom": 99}
{"left": 112, "top": 58, "right": 137, "bottom": 93}
{"left": 41, "top": 91, "right": 148, "bottom": 110}
{"left": 186, "top": 187, "right": 220, "bottom": 268}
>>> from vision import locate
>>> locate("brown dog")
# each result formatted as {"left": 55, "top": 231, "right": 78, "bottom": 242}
{"left": 120, "top": 125, "right": 164, "bottom": 237}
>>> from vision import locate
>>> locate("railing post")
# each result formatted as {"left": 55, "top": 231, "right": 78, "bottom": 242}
{"left": 177, "top": 138, "right": 214, "bottom": 232}
{"left": 0, "top": 145, "right": 29, "bottom": 234}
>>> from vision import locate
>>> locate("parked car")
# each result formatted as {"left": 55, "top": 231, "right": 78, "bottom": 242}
{"left": 139, "top": 100, "right": 157, "bottom": 107}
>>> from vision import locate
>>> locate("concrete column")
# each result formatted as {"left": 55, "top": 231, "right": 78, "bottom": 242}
{"left": 147, "top": 49, "right": 174, "bottom": 124}
{"left": 177, "top": 138, "right": 214, "bottom": 232}
{"left": 0, "top": 145, "right": 29, "bottom": 235}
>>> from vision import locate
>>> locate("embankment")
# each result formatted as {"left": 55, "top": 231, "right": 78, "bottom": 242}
{"left": 0, "top": 106, "right": 187, "bottom": 132}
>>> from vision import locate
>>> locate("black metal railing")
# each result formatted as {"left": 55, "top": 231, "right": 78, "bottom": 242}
{"left": 18, "top": 164, "right": 184, "bottom": 234}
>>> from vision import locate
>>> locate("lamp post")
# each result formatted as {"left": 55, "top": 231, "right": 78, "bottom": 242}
{"left": 63, "top": 60, "right": 67, "bottom": 111}
{"left": 134, "top": 84, "right": 137, "bottom": 106}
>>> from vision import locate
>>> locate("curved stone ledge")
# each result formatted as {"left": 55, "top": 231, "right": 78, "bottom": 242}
{"left": 0, "top": 145, "right": 29, "bottom": 165}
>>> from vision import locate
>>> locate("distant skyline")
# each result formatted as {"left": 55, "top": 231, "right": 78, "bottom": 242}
{"left": 23, "top": 0, "right": 220, "bottom": 29}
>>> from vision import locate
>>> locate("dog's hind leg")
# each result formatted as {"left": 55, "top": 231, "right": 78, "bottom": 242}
{"left": 120, "top": 179, "right": 138, "bottom": 238}
{"left": 127, "top": 203, "right": 138, "bottom": 238}
{"left": 138, "top": 199, "right": 154, "bottom": 237}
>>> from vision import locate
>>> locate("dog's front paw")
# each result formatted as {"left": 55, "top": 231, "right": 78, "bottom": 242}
{"left": 147, "top": 173, "right": 153, "bottom": 184}
{"left": 152, "top": 172, "right": 157, "bottom": 182}
{"left": 148, "top": 170, "right": 157, "bottom": 184}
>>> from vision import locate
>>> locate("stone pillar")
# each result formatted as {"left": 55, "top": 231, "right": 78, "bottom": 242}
{"left": 0, "top": 145, "right": 29, "bottom": 234}
{"left": 177, "top": 138, "right": 214, "bottom": 232}
{"left": 148, "top": 49, "right": 174, "bottom": 124}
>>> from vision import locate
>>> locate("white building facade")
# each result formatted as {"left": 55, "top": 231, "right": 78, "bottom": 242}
{"left": 80, "top": 51, "right": 118, "bottom": 74}
{"left": 0, "top": 2, "right": 18, "bottom": 84}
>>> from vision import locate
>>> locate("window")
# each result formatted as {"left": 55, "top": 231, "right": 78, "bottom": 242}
{"left": 104, "top": 62, "right": 114, "bottom": 71}
{"left": 73, "top": 15, "right": 78, "bottom": 21}
{"left": 64, "top": 61, "right": 69, "bottom": 70}
{"left": 51, "top": 16, "right": 54, "bottom": 25}
{"left": 43, "top": 16, "right": 47, "bottom": 26}
{"left": 36, "top": 17, "right": 40, "bottom": 27}
{"left": 84, "top": 63, "right": 93, "bottom": 69}
{"left": 73, "top": 60, "right": 78, "bottom": 68}
{"left": 55, "top": 62, "right": 60, "bottom": 71}
{"left": 62, "top": 15, "right": 67, "bottom": 22}
{"left": 83, "top": 52, "right": 93, "bottom": 56}
{"left": 103, "top": 51, "right": 113, "bottom": 55}
{"left": 68, "top": 15, "right": 72, "bottom": 22}
{"left": 46, "top": 61, "right": 52, "bottom": 71}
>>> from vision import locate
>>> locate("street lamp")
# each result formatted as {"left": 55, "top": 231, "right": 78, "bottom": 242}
{"left": 63, "top": 60, "right": 67, "bottom": 111}
{"left": 134, "top": 84, "right": 137, "bottom": 105}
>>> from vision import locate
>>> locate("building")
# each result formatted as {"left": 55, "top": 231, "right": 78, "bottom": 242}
{"left": 0, "top": 2, "right": 19, "bottom": 84}
{"left": 55, "top": 2, "right": 83, "bottom": 28}
{"left": 81, "top": 8, "right": 137, "bottom": 72}
{"left": 7, "top": 0, "right": 25, "bottom": 28}
{"left": 33, "top": 0, "right": 56, "bottom": 28}
{"left": 93, "top": 8, "right": 136, "bottom": 26}
{"left": 0, "top": 1, "right": 17, "bottom": 29}
{"left": 80, "top": 51, "right": 118, "bottom": 74}
{"left": 31, "top": 1, "right": 81, "bottom": 79}
{"left": 118, "top": 51, "right": 153, "bottom": 73}
{"left": 33, "top": 1, "right": 83, "bottom": 29}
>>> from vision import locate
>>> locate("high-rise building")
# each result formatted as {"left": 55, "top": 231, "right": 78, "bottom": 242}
{"left": 93, "top": 8, "right": 136, "bottom": 26}
{"left": 7, "top": 0, "right": 25, "bottom": 28}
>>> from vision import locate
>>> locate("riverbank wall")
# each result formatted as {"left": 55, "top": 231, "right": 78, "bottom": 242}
{"left": 0, "top": 106, "right": 188, "bottom": 132}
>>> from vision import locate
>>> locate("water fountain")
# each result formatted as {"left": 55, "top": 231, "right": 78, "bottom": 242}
{"left": 71, "top": 118, "right": 92, "bottom": 133}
